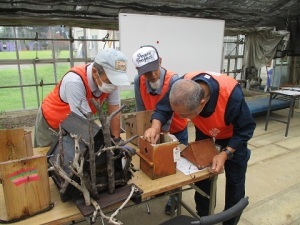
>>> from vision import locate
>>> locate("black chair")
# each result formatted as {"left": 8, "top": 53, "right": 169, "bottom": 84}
{"left": 159, "top": 196, "right": 249, "bottom": 225}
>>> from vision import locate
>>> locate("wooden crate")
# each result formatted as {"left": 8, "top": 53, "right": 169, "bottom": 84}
{"left": 0, "top": 128, "right": 33, "bottom": 162}
{"left": 137, "top": 133, "right": 179, "bottom": 180}
{"left": 122, "top": 110, "right": 153, "bottom": 146}
{"left": 181, "top": 139, "right": 219, "bottom": 169}
{"left": 0, "top": 155, "right": 51, "bottom": 221}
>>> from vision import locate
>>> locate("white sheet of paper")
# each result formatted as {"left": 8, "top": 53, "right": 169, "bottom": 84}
{"left": 176, "top": 157, "right": 206, "bottom": 175}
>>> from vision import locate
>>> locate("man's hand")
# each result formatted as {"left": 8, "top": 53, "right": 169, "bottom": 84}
{"left": 144, "top": 127, "right": 161, "bottom": 144}
{"left": 143, "top": 119, "right": 162, "bottom": 144}
{"left": 209, "top": 151, "right": 227, "bottom": 174}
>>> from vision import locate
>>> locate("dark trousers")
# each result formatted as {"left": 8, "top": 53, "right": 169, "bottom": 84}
{"left": 194, "top": 159, "right": 248, "bottom": 225}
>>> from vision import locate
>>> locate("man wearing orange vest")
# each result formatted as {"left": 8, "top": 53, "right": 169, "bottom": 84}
{"left": 34, "top": 48, "right": 130, "bottom": 147}
{"left": 144, "top": 72, "right": 256, "bottom": 225}
{"left": 132, "top": 45, "right": 188, "bottom": 215}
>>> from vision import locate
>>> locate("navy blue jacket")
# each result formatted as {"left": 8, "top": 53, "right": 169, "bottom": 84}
{"left": 152, "top": 74, "right": 256, "bottom": 165}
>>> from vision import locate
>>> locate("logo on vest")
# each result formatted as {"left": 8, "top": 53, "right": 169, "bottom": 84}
{"left": 209, "top": 128, "right": 220, "bottom": 137}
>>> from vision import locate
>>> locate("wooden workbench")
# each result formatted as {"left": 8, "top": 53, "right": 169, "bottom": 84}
{"left": 0, "top": 147, "right": 215, "bottom": 225}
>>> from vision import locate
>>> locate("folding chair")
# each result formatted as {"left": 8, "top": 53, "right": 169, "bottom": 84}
{"left": 159, "top": 196, "right": 249, "bottom": 225}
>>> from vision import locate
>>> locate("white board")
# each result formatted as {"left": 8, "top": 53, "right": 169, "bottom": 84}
{"left": 119, "top": 13, "right": 225, "bottom": 82}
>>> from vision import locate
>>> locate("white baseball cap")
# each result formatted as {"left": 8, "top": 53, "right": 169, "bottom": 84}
{"left": 94, "top": 48, "right": 130, "bottom": 86}
{"left": 132, "top": 46, "right": 160, "bottom": 76}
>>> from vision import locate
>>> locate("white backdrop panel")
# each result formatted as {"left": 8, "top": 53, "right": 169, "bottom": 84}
{"left": 119, "top": 13, "right": 225, "bottom": 82}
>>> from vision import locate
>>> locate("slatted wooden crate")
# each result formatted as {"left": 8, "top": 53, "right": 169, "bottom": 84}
{"left": 122, "top": 110, "right": 153, "bottom": 146}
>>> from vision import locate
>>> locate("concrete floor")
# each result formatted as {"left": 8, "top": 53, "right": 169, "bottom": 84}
{"left": 61, "top": 107, "right": 300, "bottom": 225}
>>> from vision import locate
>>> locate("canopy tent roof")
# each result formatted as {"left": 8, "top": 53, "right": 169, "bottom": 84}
{"left": 0, "top": 0, "right": 299, "bottom": 31}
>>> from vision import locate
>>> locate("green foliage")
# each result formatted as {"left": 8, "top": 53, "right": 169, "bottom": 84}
{"left": 120, "top": 90, "right": 135, "bottom": 99}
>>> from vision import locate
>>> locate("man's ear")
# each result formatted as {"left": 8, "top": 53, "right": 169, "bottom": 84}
{"left": 200, "top": 98, "right": 206, "bottom": 106}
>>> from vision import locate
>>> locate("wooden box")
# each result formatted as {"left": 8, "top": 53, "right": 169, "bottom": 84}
{"left": 0, "top": 155, "right": 52, "bottom": 222}
{"left": 181, "top": 139, "right": 219, "bottom": 169}
{"left": 138, "top": 133, "right": 179, "bottom": 180}
{"left": 0, "top": 128, "right": 33, "bottom": 162}
{"left": 122, "top": 110, "right": 153, "bottom": 146}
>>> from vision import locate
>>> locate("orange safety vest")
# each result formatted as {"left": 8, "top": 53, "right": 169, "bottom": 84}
{"left": 139, "top": 70, "right": 188, "bottom": 134}
{"left": 183, "top": 71, "right": 238, "bottom": 139}
{"left": 42, "top": 64, "right": 108, "bottom": 129}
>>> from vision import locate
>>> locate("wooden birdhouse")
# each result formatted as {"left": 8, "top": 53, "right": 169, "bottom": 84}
{"left": 138, "top": 133, "right": 179, "bottom": 180}
{"left": 0, "top": 128, "right": 33, "bottom": 162}
{"left": 0, "top": 155, "right": 52, "bottom": 222}
{"left": 181, "top": 139, "right": 219, "bottom": 170}
{"left": 0, "top": 128, "right": 52, "bottom": 222}
{"left": 122, "top": 110, "right": 153, "bottom": 146}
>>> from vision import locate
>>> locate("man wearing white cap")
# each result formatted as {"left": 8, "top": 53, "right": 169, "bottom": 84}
{"left": 132, "top": 45, "right": 188, "bottom": 215}
{"left": 34, "top": 48, "right": 130, "bottom": 147}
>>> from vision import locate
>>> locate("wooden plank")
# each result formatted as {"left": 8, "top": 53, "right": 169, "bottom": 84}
{"left": 0, "top": 128, "right": 31, "bottom": 162}
{"left": 0, "top": 155, "right": 51, "bottom": 221}
{"left": 24, "top": 131, "right": 33, "bottom": 156}
{"left": 1, "top": 178, "right": 83, "bottom": 225}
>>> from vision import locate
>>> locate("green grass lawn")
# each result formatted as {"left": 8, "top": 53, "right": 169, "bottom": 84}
{"left": 0, "top": 50, "right": 71, "bottom": 59}
{"left": 0, "top": 50, "right": 134, "bottom": 112}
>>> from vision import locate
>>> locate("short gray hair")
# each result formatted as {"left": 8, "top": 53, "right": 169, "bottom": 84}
{"left": 170, "top": 79, "right": 204, "bottom": 111}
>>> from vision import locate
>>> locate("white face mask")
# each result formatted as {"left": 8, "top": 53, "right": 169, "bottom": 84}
{"left": 149, "top": 79, "right": 161, "bottom": 90}
{"left": 98, "top": 78, "right": 116, "bottom": 93}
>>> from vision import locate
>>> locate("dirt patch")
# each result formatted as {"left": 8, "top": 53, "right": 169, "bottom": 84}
{"left": 0, "top": 110, "right": 37, "bottom": 129}
{"left": 0, "top": 99, "right": 136, "bottom": 129}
